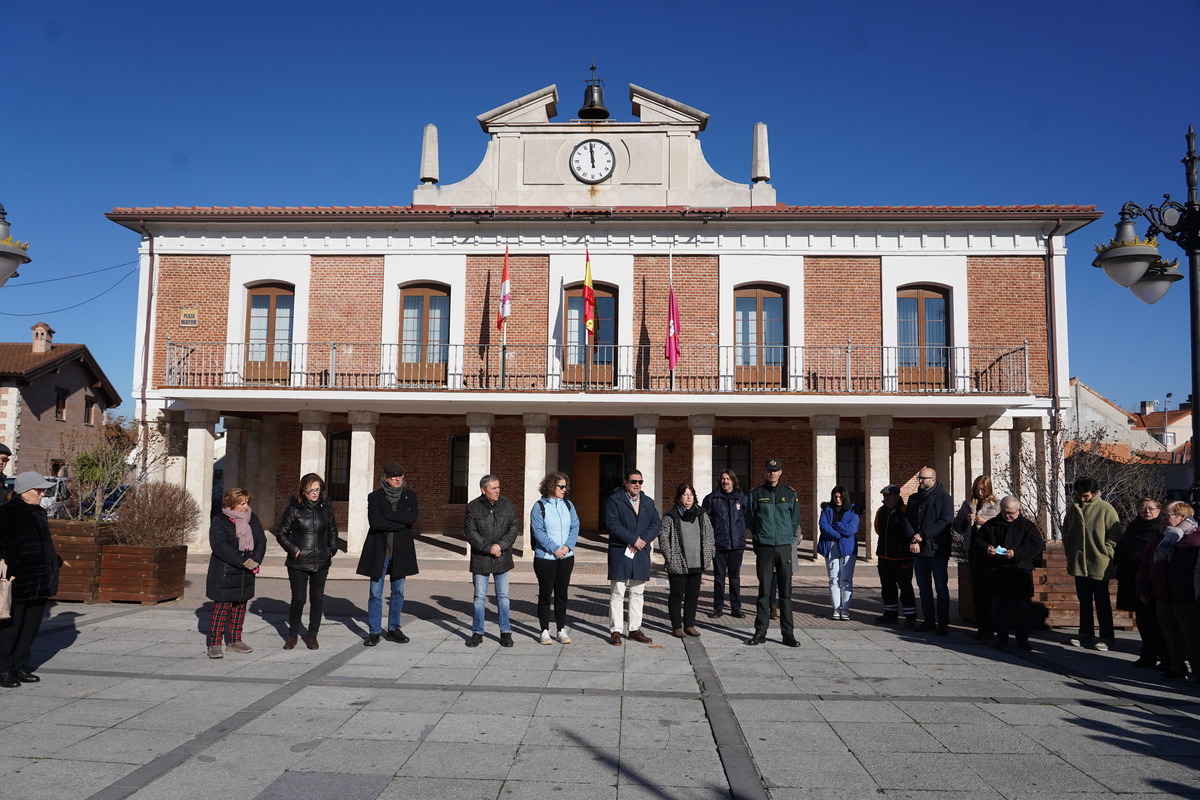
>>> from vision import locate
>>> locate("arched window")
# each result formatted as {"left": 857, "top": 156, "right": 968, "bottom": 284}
{"left": 245, "top": 283, "right": 294, "bottom": 385}
{"left": 563, "top": 283, "right": 617, "bottom": 387}
{"left": 734, "top": 285, "right": 787, "bottom": 388}
{"left": 400, "top": 283, "right": 450, "bottom": 384}
{"left": 897, "top": 285, "right": 949, "bottom": 390}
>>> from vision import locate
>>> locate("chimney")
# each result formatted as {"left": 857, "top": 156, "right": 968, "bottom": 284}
{"left": 31, "top": 321, "right": 54, "bottom": 354}
{"left": 1140, "top": 400, "right": 1157, "bottom": 415}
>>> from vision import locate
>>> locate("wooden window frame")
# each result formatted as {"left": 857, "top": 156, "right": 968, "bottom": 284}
{"left": 563, "top": 283, "right": 618, "bottom": 388}
{"left": 734, "top": 285, "right": 787, "bottom": 389}
{"left": 399, "top": 283, "right": 451, "bottom": 385}
{"left": 244, "top": 282, "right": 295, "bottom": 385}
{"left": 897, "top": 285, "right": 950, "bottom": 390}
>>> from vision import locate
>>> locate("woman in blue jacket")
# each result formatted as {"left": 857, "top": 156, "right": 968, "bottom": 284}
{"left": 702, "top": 469, "right": 748, "bottom": 618}
{"left": 530, "top": 472, "right": 580, "bottom": 645}
{"left": 818, "top": 485, "right": 860, "bottom": 620}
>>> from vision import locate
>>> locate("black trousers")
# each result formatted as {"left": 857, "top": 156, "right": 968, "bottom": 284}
{"left": 1074, "top": 576, "right": 1114, "bottom": 641}
{"left": 286, "top": 566, "right": 329, "bottom": 636}
{"left": 877, "top": 558, "right": 916, "bottom": 616}
{"left": 754, "top": 545, "right": 794, "bottom": 635}
{"left": 668, "top": 572, "right": 703, "bottom": 629}
{"left": 0, "top": 599, "right": 48, "bottom": 672}
{"left": 968, "top": 549, "right": 993, "bottom": 634}
{"left": 712, "top": 548, "right": 744, "bottom": 614}
{"left": 988, "top": 568, "right": 1033, "bottom": 644}
{"left": 533, "top": 556, "right": 574, "bottom": 631}
{"left": 1134, "top": 601, "right": 1167, "bottom": 662}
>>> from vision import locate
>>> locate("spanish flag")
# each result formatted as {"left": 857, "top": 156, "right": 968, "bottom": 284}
{"left": 583, "top": 247, "right": 596, "bottom": 339}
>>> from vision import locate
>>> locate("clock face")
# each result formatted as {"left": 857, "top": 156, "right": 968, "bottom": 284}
{"left": 570, "top": 139, "right": 615, "bottom": 184}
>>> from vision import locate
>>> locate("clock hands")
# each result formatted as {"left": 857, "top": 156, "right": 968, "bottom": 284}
{"left": 589, "top": 142, "right": 595, "bottom": 168}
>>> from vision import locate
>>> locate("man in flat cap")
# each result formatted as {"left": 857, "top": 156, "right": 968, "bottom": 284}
{"left": 356, "top": 463, "right": 419, "bottom": 646}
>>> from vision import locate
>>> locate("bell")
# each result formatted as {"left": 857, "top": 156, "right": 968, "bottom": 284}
{"left": 578, "top": 84, "right": 609, "bottom": 120}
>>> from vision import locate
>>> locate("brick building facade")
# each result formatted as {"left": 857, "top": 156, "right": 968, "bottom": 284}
{"left": 108, "top": 81, "right": 1100, "bottom": 554}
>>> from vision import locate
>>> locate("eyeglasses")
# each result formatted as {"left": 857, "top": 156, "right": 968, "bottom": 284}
{"left": 627, "top": 479, "right": 644, "bottom": 485}
{"left": 305, "top": 488, "right": 322, "bottom": 494}
{"left": 918, "top": 475, "right": 935, "bottom": 481}
{"left": 555, "top": 484, "right": 568, "bottom": 490}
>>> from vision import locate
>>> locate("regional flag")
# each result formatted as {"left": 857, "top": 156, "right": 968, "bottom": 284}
{"left": 583, "top": 248, "right": 596, "bottom": 339}
{"left": 666, "top": 285, "right": 681, "bottom": 369}
{"left": 496, "top": 246, "right": 511, "bottom": 330}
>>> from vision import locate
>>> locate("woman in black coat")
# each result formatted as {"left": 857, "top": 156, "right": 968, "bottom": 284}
{"left": 205, "top": 487, "right": 266, "bottom": 659}
{"left": 274, "top": 473, "right": 339, "bottom": 651}
{"left": 1114, "top": 497, "right": 1166, "bottom": 667}
{"left": 0, "top": 472, "right": 63, "bottom": 688}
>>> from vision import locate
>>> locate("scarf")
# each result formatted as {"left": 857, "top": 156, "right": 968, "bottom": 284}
{"left": 1155, "top": 516, "right": 1198, "bottom": 563}
{"left": 674, "top": 503, "right": 702, "bottom": 522}
{"left": 381, "top": 478, "right": 405, "bottom": 509}
{"left": 223, "top": 506, "right": 254, "bottom": 551}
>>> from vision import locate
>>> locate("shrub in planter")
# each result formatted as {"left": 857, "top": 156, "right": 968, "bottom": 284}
{"left": 99, "top": 482, "right": 202, "bottom": 604}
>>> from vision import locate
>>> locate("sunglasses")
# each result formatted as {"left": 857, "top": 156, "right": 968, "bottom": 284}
{"left": 555, "top": 484, "right": 568, "bottom": 489}
{"left": 627, "top": 479, "right": 644, "bottom": 485}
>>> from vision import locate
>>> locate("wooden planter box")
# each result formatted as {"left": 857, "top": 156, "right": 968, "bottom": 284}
{"left": 97, "top": 545, "right": 189, "bottom": 604}
{"left": 49, "top": 520, "right": 115, "bottom": 603}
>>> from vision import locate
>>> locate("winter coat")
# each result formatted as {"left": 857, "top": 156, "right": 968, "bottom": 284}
{"left": 659, "top": 506, "right": 715, "bottom": 575}
{"left": 702, "top": 490, "right": 748, "bottom": 550}
{"left": 205, "top": 511, "right": 267, "bottom": 603}
{"left": 0, "top": 497, "right": 61, "bottom": 602}
{"left": 905, "top": 482, "right": 954, "bottom": 559}
{"left": 605, "top": 488, "right": 660, "bottom": 582}
{"left": 975, "top": 513, "right": 1044, "bottom": 573}
{"left": 874, "top": 502, "right": 914, "bottom": 561}
{"left": 530, "top": 497, "right": 579, "bottom": 560}
{"left": 1062, "top": 496, "right": 1123, "bottom": 580}
{"left": 818, "top": 502, "right": 860, "bottom": 560}
{"left": 746, "top": 482, "right": 801, "bottom": 548}
{"left": 356, "top": 486, "right": 420, "bottom": 580}
{"left": 1136, "top": 520, "right": 1200, "bottom": 604}
{"left": 953, "top": 497, "right": 1000, "bottom": 552}
{"left": 273, "top": 497, "right": 339, "bottom": 573}
{"left": 464, "top": 494, "right": 518, "bottom": 575}
{"left": 1113, "top": 515, "right": 1159, "bottom": 611}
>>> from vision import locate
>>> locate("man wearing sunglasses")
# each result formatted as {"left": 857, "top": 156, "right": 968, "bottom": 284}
{"left": 604, "top": 468, "right": 660, "bottom": 645}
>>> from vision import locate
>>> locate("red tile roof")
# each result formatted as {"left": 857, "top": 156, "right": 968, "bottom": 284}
{"left": 0, "top": 343, "right": 122, "bottom": 407}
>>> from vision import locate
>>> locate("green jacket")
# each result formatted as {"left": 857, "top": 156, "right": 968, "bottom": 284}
{"left": 1062, "top": 496, "right": 1123, "bottom": 580}
{"left": 746, "top": 482, "right": 801, "bottom": 548}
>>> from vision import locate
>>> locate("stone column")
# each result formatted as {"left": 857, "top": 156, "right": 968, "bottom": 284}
{"left": 949, "top": 427, "right": 968, "bottom": 502}
{"left": 347, "top": 411, "right": 378, "bottom": 556}
{"left": 634, "top": 414, "right": 659, "bottom": 505}
{"left": 862, "top": 415, "right": 893, "bottom": 562}
{"left": 689, "top": 414, "right": 715, "bottom": 495}
{"left": 242, "top": 419, "right": 262, "bottom": 504}
{"left": 811, "top": 415, "right": 840, "bottom": 560}
{"left": 964, "top": 425, "right": 984, "bottom": 490}
{"left": 466, "top": 412, "right": 494, "bottom": 483}
{"left": 184, "top": 410, "right": 219, "bottom": 553}
{"left": 1017, "top": 416, "right": 1052, "bottom": 534}
{"left": 522, "top": 413, "right": 549, "bottom": 559}
{"left": 298, "top": 411, "right": 330, "bottom": 478}
{"left": 979, "top": 415, "right": 1015, "bottom": 498}
{"left": 258, "top": 416, "right": 280, "bottom": 523}
{"left": 222, "top": 417, "right": 248, "bottom": 496}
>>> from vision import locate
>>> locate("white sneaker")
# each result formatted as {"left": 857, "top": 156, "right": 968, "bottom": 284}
{"left": 558, "top": 627, "right": 572, "bottom": 645}
{"left": 540, "top": 629, "right": 553, "bottom": 645}
{"left": 840, "top": 612, "right": 850, "bottom": 621}
{"left": 1093, "top": 640, "right": 1110, "bottom": 652}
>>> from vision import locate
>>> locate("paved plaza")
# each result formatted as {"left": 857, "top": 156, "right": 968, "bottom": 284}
{"left": 1, "top": 556, "right": 1198, "bottom": 800}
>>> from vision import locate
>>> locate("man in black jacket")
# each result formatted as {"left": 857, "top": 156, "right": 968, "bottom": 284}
{"left": 975, "top": 497, "right": 1044, "bottom": 650}
{"left": 464, "top": 474, "right": 519, "bottom": 647}
{"left": 356, "top": 463, "right": 419, "bottom": 646}
{"left": 905, "top": 467, "right": 954, "bottom": 634}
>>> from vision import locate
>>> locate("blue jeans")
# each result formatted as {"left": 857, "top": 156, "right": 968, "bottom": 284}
{"left": 913, "top": 557, "right": 949, "bottom": 626}
{"left": 472, "top": 571, "right": 511, "bottom": 634}
{"left": 368, "top": 557, "right": 406, "bottom": 634}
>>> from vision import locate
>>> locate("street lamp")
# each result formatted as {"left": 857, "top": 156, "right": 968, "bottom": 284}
{"left": 1093, "top": 125, "right": 1200, "bottom": 500}
{"left": 0, "top": 203, "right": 31, "bottom": 290}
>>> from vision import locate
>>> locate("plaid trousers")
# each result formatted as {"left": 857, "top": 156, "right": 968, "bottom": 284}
{"left": 207, "top": 601, "right": 247, "bottom": 646}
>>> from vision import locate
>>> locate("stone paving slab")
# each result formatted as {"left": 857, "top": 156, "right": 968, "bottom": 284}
{"left": 0, "top": 573, "right": 1198, "bottom": 800}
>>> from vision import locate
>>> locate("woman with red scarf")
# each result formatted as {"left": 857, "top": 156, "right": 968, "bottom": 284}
{"left": 205, "top": 487, "right": 267, "bottom": 659}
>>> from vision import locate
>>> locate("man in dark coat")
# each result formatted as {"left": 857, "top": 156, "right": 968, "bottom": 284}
{"left": 0, "top": 472, "right": 61, "bottom": 686}
{"left": 605, "top": 468, "right": 660, "bottom": 646}
{"left": 905, "top": 467, "right": 954, "bottom": 634}
{"left": 464, "top": 474, "right": 519, "bottom": 647}
{"left": 745, "top": 458, "right": 802, "bottom": 647}
{"left": 975, "top": 497, "right": 1044, "bottom": 650}
{"left": 356, "top": 463, "right": 419, "bottom": 646}
{"left": 873, "top": 484, "right": 917, "bottom": 627}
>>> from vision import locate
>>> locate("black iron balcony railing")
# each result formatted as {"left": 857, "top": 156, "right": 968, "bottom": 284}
{"left": 162, "top": 340, "right": 1030, "bottom": 395}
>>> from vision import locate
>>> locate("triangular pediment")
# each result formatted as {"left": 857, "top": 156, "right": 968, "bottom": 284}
{"left": 628, "top": 84, "right": 708, "bottom": 130}
{"left": 476, "top": 85, "right": 559, "bottom": 131}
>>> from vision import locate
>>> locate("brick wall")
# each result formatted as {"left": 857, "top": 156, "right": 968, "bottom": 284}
{"left": 636, "top": 255, "right": 719, "bottom": 388}
{"left": 804, "top": 256, "right": 883, "bottom": 346}
{"left": 891, "top": 426, "right": 936, "bottom": 500}
{"left": 461, "top": 253, "right": 550, "bottom": 388}
{"left": 152, "top": 255, "right": 231, "bottom": 388}
{"left": 967, "top": 256, "right": 1049, "bottom": 396}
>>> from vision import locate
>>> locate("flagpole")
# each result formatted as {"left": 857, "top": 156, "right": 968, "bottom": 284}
{"left": 499, "top": 244, "right": 509, "bottom": 389}
{"left": 668, "top": 248, "right": 675, "bottom": 391}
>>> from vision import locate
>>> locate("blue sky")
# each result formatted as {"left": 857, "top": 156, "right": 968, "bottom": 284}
{"left": 4, "top": 0, "right": 1196, "bottom": 417}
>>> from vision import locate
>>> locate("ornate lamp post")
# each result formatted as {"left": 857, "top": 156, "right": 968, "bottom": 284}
{"left": 0, "top": 203, "right": 31, "bottom": 290}
{"left": 1093, "top": 126, "right": 1200, "bottom": 500}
